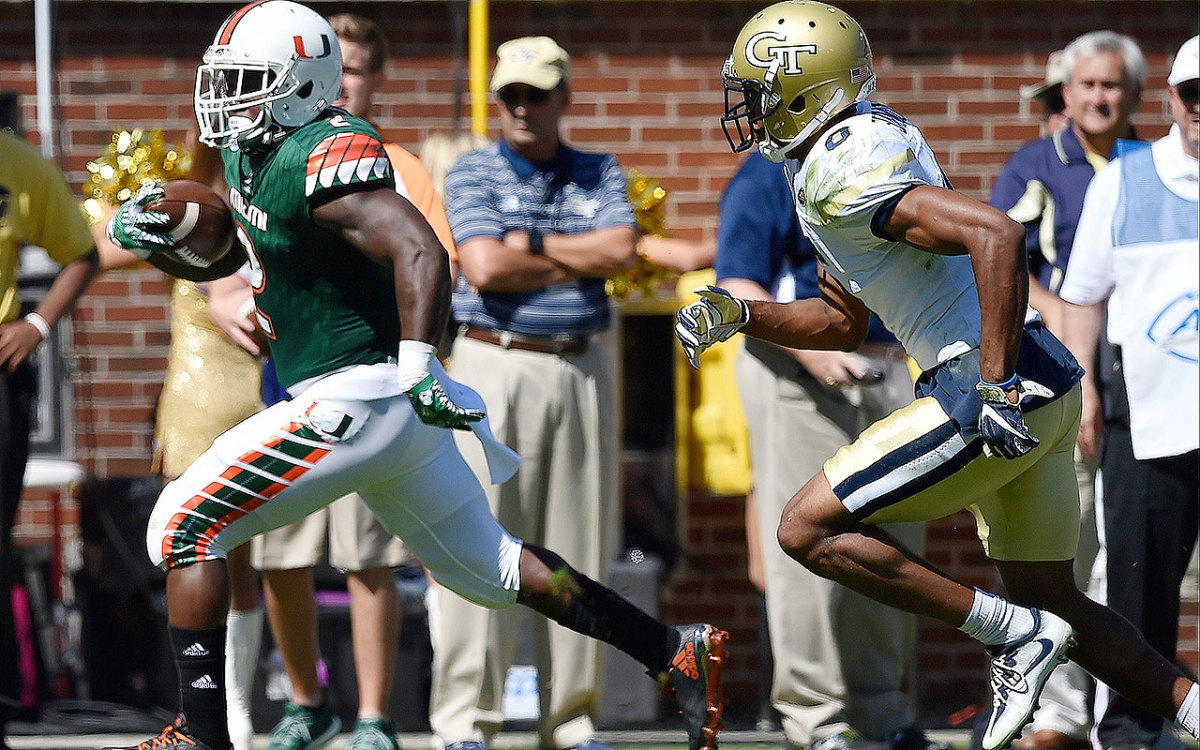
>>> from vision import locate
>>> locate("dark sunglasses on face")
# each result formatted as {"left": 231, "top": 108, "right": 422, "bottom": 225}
{"left": 498, "top": 86, "right": 551, "bottom": 108}
{"left": 1178, "top": 80, "right": 1199, "bottom": 108}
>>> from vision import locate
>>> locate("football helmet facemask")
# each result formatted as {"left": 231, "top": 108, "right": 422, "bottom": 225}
{"left": 721, "top": 0, "right": 875, "bottom": 162}
{"left": 195, "top": 0, "right": 342, "bottom": 149}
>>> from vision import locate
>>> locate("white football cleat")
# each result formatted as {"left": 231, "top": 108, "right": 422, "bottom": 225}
{"left": 981, "top": 609, "right": 1076, "bottom": 750}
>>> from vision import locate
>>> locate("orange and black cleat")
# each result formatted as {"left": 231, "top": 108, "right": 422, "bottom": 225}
{"left": 102, "top": 716, "right": 217, "bottom": 750}
{"left": 663, "top": 623, "right": 729, "bottom": 750}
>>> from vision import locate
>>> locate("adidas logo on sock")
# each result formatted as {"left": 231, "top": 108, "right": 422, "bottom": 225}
{"left": 672, "top": 642, "right": 700, "bottom": 680}
{"left": 191, "top": 674, "right": 218, "bottom": 689}
{"left": 182, "top": 643, "right": 210, "bottom": 657}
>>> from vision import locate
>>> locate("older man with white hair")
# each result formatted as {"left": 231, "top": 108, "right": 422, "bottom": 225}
{"left": 989, "top": 31, "right": 1147, "bottom": 750}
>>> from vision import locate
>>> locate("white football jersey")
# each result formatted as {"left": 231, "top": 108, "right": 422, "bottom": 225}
{"left": 783, "top": 102, "right": 983, "bottom": 371}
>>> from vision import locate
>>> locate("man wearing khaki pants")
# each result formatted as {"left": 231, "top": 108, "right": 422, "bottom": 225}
{"left": 429, "top": 36, "right": 637, "bottom": 750}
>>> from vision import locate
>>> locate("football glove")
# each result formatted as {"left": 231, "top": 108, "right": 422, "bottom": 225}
{"left": 975, "top": 374, "right": 1052, "bottom": 459}
{"left": 396, "top": 340, "right": 484, "bottom": 430}
{"left": 405, "top": 373, "right": 485, "bottom": 430}
{"left": 674, "top": 285, "right": 750, "bottom": 369}
{"left": 106, "top": 180, "right": 174, "bottom": 257}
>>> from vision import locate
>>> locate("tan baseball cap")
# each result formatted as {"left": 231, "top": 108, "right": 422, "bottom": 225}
{"left": 1020, "top": 50, "right": 1065, "bottom": 101}
{"left": 490, "top": 36, "right": 570, "bottom": 92}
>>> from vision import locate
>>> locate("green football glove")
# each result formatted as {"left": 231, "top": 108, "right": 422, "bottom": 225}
{"left": 106, "top": 180, "right": 174, "bottom": 257}
{"left": 674, "top": 285, "right": 750, "bottom": 369}
{"left": 397, "top": 340, "right": 485, "bottom": 430}
{"left": 405, "top": 373, "right": 485, "bottom": 430}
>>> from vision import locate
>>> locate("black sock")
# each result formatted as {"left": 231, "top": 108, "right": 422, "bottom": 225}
{"left": 169, "top": 625, "right": 230, "bottom": 750}
{"left": 522, "top": 545, "right": 681, "bottom": 675}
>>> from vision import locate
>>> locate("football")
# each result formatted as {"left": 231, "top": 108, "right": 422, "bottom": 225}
{"left": 143, "top": 180, "right": 240, "bottom": 281}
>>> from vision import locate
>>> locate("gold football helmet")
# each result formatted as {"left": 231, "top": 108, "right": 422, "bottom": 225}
{"left": 722, "top": 1, "right": 875, "bottom": 162}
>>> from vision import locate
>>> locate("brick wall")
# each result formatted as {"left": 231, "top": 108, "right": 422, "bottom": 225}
{"left": 3, "top": 0, "right": 1196, "bottom": 726}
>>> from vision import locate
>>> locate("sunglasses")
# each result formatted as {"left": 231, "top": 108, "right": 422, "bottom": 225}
{"left": 498, "top": 86, "right": 552, "bottom": 108}
{"left": 1178, "top": 80, "right": 1199, "bottom": 108}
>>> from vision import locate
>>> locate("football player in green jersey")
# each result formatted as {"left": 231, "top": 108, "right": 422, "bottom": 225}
{"left": 103, "top": 4, "right": 727, "bottom": 750}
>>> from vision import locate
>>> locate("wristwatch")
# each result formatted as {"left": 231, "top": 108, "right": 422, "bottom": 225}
{"left": 528, "top": 229, "right": 544, "bottom": 255}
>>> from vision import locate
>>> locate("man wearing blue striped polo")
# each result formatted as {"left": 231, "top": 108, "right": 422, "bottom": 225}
{"left": 430, "top": 35, "right": 639, "bottom": 750}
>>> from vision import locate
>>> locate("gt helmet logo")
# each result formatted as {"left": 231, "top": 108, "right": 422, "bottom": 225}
{"left": 744, "top": 31, "right": 817, "bottom": 75}
{"left": 722, "top": 1, "right": 876, "bottom": 163}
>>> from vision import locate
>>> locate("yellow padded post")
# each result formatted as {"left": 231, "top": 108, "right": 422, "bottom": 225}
{"left": 674, "top": 269, "right": 754, "bottom": 497}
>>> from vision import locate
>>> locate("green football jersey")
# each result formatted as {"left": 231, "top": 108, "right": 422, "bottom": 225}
{"left": 222, "top": 111, "right": 400, "bottom": 389}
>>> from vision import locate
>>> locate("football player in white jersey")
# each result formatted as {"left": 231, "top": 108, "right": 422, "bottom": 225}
{"left": 675, "top": 3, "right": 1200, "bottom": 749}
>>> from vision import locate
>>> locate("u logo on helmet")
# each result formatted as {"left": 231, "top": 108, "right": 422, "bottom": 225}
{"left": 744, "top": 31, "right": 817, "bottom": 75}
{"left": 293, "top": 33, "right": 332, "bottom": 60}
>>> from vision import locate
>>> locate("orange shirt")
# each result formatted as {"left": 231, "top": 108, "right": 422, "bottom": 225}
{"left": 384, "top": 143, "right": 457, "bottom": 263}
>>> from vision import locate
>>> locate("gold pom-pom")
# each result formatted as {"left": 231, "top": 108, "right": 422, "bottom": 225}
{"left": 608, "top": 169, "right": 676, "bottom": 299}
{"left": 83, "top": 127, "right": 192, "bottom": 224}
{"left": 626, "top": 168, "right": 668, "bottom": 238}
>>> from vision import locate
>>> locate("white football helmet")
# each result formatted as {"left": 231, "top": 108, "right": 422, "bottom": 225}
{"left": 721, "top": 1, "right": 875, "bottom": 162}
{"left": 195, "top": 0, "right": 342, "bottom": 149}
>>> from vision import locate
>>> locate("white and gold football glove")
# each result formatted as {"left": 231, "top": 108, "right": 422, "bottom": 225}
{"left": 674, "top": 285, "right": 750, "bottom": 369}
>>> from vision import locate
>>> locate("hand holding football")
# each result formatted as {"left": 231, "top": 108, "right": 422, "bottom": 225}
{"left": 143, "top": 180, "right": 242, "bottom": 281}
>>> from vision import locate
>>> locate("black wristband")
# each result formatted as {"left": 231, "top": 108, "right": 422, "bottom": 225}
{"left": 529, "top": 229, "right": 544, "bottom": 255}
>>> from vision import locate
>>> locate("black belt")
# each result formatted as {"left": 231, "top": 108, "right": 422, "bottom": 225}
{"left": 460, "top": 325, "right": 589, "bottom": 355}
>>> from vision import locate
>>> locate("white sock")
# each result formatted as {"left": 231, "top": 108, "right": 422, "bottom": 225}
{"left": 1178, "top": 682, "right": 1198, "bottom": 738}
{"left": 957, "top": 588, "right": 1037, "bottom": 647}
{"left": 226, "top": 605, "right": 265, "bottom": 750}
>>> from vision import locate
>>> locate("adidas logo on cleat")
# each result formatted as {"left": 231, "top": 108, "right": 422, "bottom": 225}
{"left": 191, "top": 674, "right": 218, "bottom": 689}
{"left": 666, "top": 624, "right": 729, "bottom": 750}
{"left": 672, "top": 642, "right": 700, "bottom": 680}
{"left": 182, "top": 643, "right": 210, "bottom": 657}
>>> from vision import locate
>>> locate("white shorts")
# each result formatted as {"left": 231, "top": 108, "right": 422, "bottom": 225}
{"left": 145, "top": 364, "right": 522, "bottom": 608}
